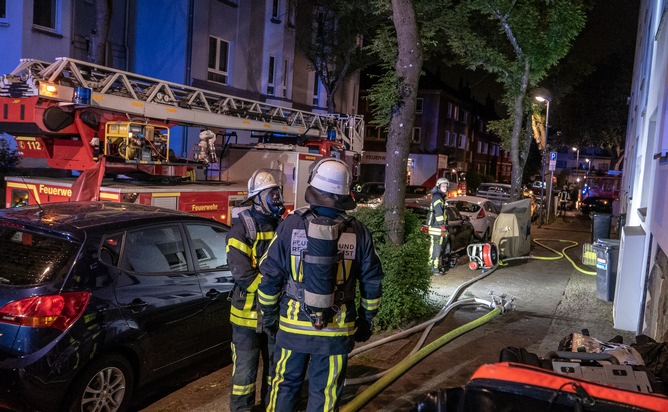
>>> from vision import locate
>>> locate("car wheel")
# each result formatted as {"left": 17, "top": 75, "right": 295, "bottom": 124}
{"left": 64, "top": 353, "right": 134, "bottom": 412}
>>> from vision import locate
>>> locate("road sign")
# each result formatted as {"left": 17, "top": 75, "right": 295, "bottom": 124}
{"left": 549, "top": 151, "right": 557, "bottom": 171}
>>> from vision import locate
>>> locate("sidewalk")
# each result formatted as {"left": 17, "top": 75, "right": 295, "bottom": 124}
{"left": 349, "top": 210, "right": 636, "bottom": 410}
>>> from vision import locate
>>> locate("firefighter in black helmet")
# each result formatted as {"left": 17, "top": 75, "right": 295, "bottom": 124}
{"left": 258, "top": 158, "right": 384, "bottom": 411}
{"left": 429, "top": 177, "right": 450, "bottom": 275}
{"left": 227, "top": 169, "right": 285, "bottom": 411}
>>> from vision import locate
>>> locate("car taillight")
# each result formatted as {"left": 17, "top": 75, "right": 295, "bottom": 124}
{"left": 0, "top": 292, "right": 90, "bottom": 331}
{"left": 477, "top": 208, "right": 485, "bottom": 219}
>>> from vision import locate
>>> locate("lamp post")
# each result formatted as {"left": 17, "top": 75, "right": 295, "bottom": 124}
{"left": 536, "top": 94, "right": 551, "bottom": 227}
{"left": 585, "top": 158, "right": 591, "bottom": 175}
{"left": 572, "top": 147, "right": 579, "bottom": 172}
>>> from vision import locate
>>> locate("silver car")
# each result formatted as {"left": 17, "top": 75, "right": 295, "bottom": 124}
{"left": 446, "top": 196, "right": 499, "bottom": 241}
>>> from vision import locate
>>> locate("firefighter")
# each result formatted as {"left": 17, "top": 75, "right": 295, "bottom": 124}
{"left": 258, "top": 158, "right": 384, "bottom": 412}
{"left": 226, "top": 169, "right": 285, "bottom": 412}
{"left": 429, "top": 177, "right": 449, "bottom": 275}
{"left": 558, "top": 185, "right": 570, "bottom": 217}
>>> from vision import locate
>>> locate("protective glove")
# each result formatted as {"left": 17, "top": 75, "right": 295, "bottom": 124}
{"left": 262, "top": 309, "right": 279, "bottom": 339}
{"left": 354, "top": 318, "right": 373, "bottom": 343}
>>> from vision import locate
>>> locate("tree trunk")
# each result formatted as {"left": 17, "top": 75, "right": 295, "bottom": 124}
{"left": 509, "top": 59, "right": 530, "bottom": 200}
{"left": 385, "top": 0, "right": 423, "bottom": 246}
{"left": 88, "top": 0, "right": 113, "bottom": 65}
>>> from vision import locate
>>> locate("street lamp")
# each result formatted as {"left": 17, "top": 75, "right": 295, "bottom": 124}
{"left": 572, "top": 147, "right": 579, "bottom": 171}
{"left": 585, "top": 158, "right": 591, "bottom": 174}
{"left": 535, "top": 93, "right": 551, "bottom": 227}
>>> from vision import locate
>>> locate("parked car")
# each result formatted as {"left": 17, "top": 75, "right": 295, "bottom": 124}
{"left": 405, "top": 204, "right": 476, "bottom": 255}
{"left": 353, "top": 181, "right": 385, "bottom": 204}
{"left": 446, "top": 196, "right": 499, "bottom": 241}
{"left": 580, "top": 196, "right": 614, "bottom": 216}
{"left": 475, "top": 182, "right": 512, "bottom": 209}
{"left": 357, "top": 184, "right": 430, "bottom": 208}
{"left": 0, "top": 202, "right": 234, "bottom": 412}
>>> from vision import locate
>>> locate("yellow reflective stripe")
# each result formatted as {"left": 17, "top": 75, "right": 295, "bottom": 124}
{"left": 246, "top": 274, "right": 262, "bottom": 293}
{"left": 258, "top": 289, "right": 280, "bottom": 306}
{"left": 428, "top": 228, "right": 444, "bottom": 235}
{"left": 257, "top": 236, "right": 277, "bottom": 268}
{"left": 434, "top": 215, "right": 444, "bottom": 222}
{"left": 227, "top": 238, "right": 251, "bottom": 256}
{"left": 279, "top": 315, "right": 355, "bottom": 336}
{"left": 231, "top": 342, "right": 237, "bottom": 375}
{"left": 325, "top": 355, "right": 343, "bottom": 410}
{"left": 257, "top": 231, "right": 274, "bottom": 240}
{"left": 433, "top": 199, "right": 443, "bottom": 206}
{"left": 230, "top": 309, "right": 258, "bottom": 328}
{"left": 361, "top": 297, "right": 380, "bottom": 311}
{"left": 232, "top": 382, "right": 256, "bottom": 396}
{"left": 268, "top": 348, "right": 291, "bottom": 412}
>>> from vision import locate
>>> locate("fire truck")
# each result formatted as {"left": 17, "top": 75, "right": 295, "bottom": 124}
{"left": 0, "top": 57, "right": 364, "bottom": 224}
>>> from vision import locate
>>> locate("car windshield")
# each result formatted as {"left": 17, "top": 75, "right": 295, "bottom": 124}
{"left": 448, "top": 200, "right": 481, "bottom": 213}
{"left": 0, "top": 225, "right": 79, "bottom": 286}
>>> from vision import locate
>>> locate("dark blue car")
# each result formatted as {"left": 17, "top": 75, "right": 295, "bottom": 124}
{"left": 0, "top": 202, "right": 234, "bottom": 412}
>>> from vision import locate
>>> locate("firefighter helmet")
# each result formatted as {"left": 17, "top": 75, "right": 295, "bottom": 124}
{"left": 305, "top": 158, "right": 356, "bottom": 210}
{"left": 436, "top": 177, "right": 450, "bottom": 192}
{"left": 248, "top": 169, "right": 280, "bottom": 198}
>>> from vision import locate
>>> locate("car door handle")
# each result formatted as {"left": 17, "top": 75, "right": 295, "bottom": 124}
{"left": 126, "top": 298, "right": 148, "bottom": 312}
{"left": 205, "top": 289, "right": 221, "bottom": 298}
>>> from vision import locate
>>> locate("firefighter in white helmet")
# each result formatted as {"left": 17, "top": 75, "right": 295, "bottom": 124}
{"left": 258, "top": 158, "right": 384, "bottom": 411}
{"left": 226, "top": 169, "right": 285, "bottom": 411}
{"left": 429, "top": 177, "right": 450, "bottom": 275}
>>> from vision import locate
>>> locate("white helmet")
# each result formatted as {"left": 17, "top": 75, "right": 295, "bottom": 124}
{"left": 308, "top": 158, "right": 351, "bottom": 195}
{"left": 436, "top": 177, "right": 450, "bottom": 187}
{"left": 248, "top": 169, "right": 280, "bottom": 199}
{"left": 304, "top": 158, "right": 356, "bottom": 210}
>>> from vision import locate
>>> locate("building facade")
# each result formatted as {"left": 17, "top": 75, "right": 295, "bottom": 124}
{"left": 620, "top": 0, "right": 668, "bottom": 340}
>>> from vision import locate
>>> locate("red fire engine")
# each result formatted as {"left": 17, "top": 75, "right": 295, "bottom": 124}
{"left": 0, "top": 58, "right": 363, "bottom": 224}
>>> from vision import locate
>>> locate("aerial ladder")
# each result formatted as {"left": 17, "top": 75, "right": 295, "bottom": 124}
{"left": 0, "top": 57, "right": 364, "bottom": 178}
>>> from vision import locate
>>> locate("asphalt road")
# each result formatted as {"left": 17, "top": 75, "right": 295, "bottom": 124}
{"left": 138, "top": 211, "right": 634, "bottom": 411}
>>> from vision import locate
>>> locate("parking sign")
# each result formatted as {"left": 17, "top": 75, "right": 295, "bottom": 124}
{"left": 549, "top": 151, "right": 557, "bottom": 171}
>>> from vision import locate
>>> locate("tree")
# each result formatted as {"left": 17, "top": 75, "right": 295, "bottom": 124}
{"left": 87, "top": 0, "right": 114, "bottom": 65}
{"left": 441, "top": 0, "right": 585, "bottom": 200}
{"left": 366, "top": 0, "right": 446, "bottom": 245}
{"left": 295, "top": 1, "right": 381, "bottom": 113}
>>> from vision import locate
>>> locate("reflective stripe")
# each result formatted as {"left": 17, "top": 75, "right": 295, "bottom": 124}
{"left": 232, "top": 382, "right": 256, "bottom": 396}
{"left": 231, "top": 342, "right": 237, "bottom": 375}
{"left": 268, "top": 348, "right": 291, "bottom": 412}
{"left": 361, "top": 297, "right": 380, "bottom": 311}
{"left": 279, "top": 315, "right": 355, "bottom": 336}
{"left": 258, "top": 289, "right": 280, "bottom": 306}
{"left": 230, "top": 308, "right": 258, "bottom": 328}
{"left": 227, "top": 238, "right": 251, "bottom": 256}
{"left": 246, "top": 274, "right": 262, "bottom": 293}
{"left": 325, "top": 355, "right": 344, "bottom": 410}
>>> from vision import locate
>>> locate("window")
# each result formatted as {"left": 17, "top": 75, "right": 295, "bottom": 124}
{"left": 444, "top": 131, "right": 452, "bottom": 147}
{"left": 462, "top": 111, "right": 469, "bottom": 123}
{"left": 415, "top": 98, "right": 423, "bottom": 114}
{"left": 286, "top": 0, "right": 296, "bottom": 27}
{"left": 412, "top": 127, "right": 421, "bottom": 143}
{"left": 124, "top": 226, "right": 187, "bottom": 273}
{"left": 185, "top": 224, "right": 228, "bottom": 271}
{"left": 271, "top": 0, "right": 281, "bottom": 23}
{"left": 208, "top": 36, "right": 230, "bottom": 85}
{"left": 267, "top": 56, "right": 275, "bottom": 95}
{"left": 33, "top": 0, "right": 58, "bottom": 31}
{"left": 458, "top": 134, "right": 466, "bottom": 149}
{"left": 447, "top": 103, "right": 453, "bottom": 119}
{"left": 312, "top": 74, "right": 320, "bottom": 106}
{"left": 0, "top": 0, "right": 6, "bottom": 19}
{"left": 453, "top": 105, "right": 459, "bottom": 122}
{"left": 282, "top": 59, "right": 288, "bottom": 97}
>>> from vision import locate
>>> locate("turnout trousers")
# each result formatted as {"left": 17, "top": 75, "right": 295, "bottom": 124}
{"left": 429, "top": 233, "right": 445, "bottom": 271}
{"left": 230, "top": 325, "right": 275, "bottom": 411}
{"left": 267, "top": 343, "right": 348, "bottom": 412}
